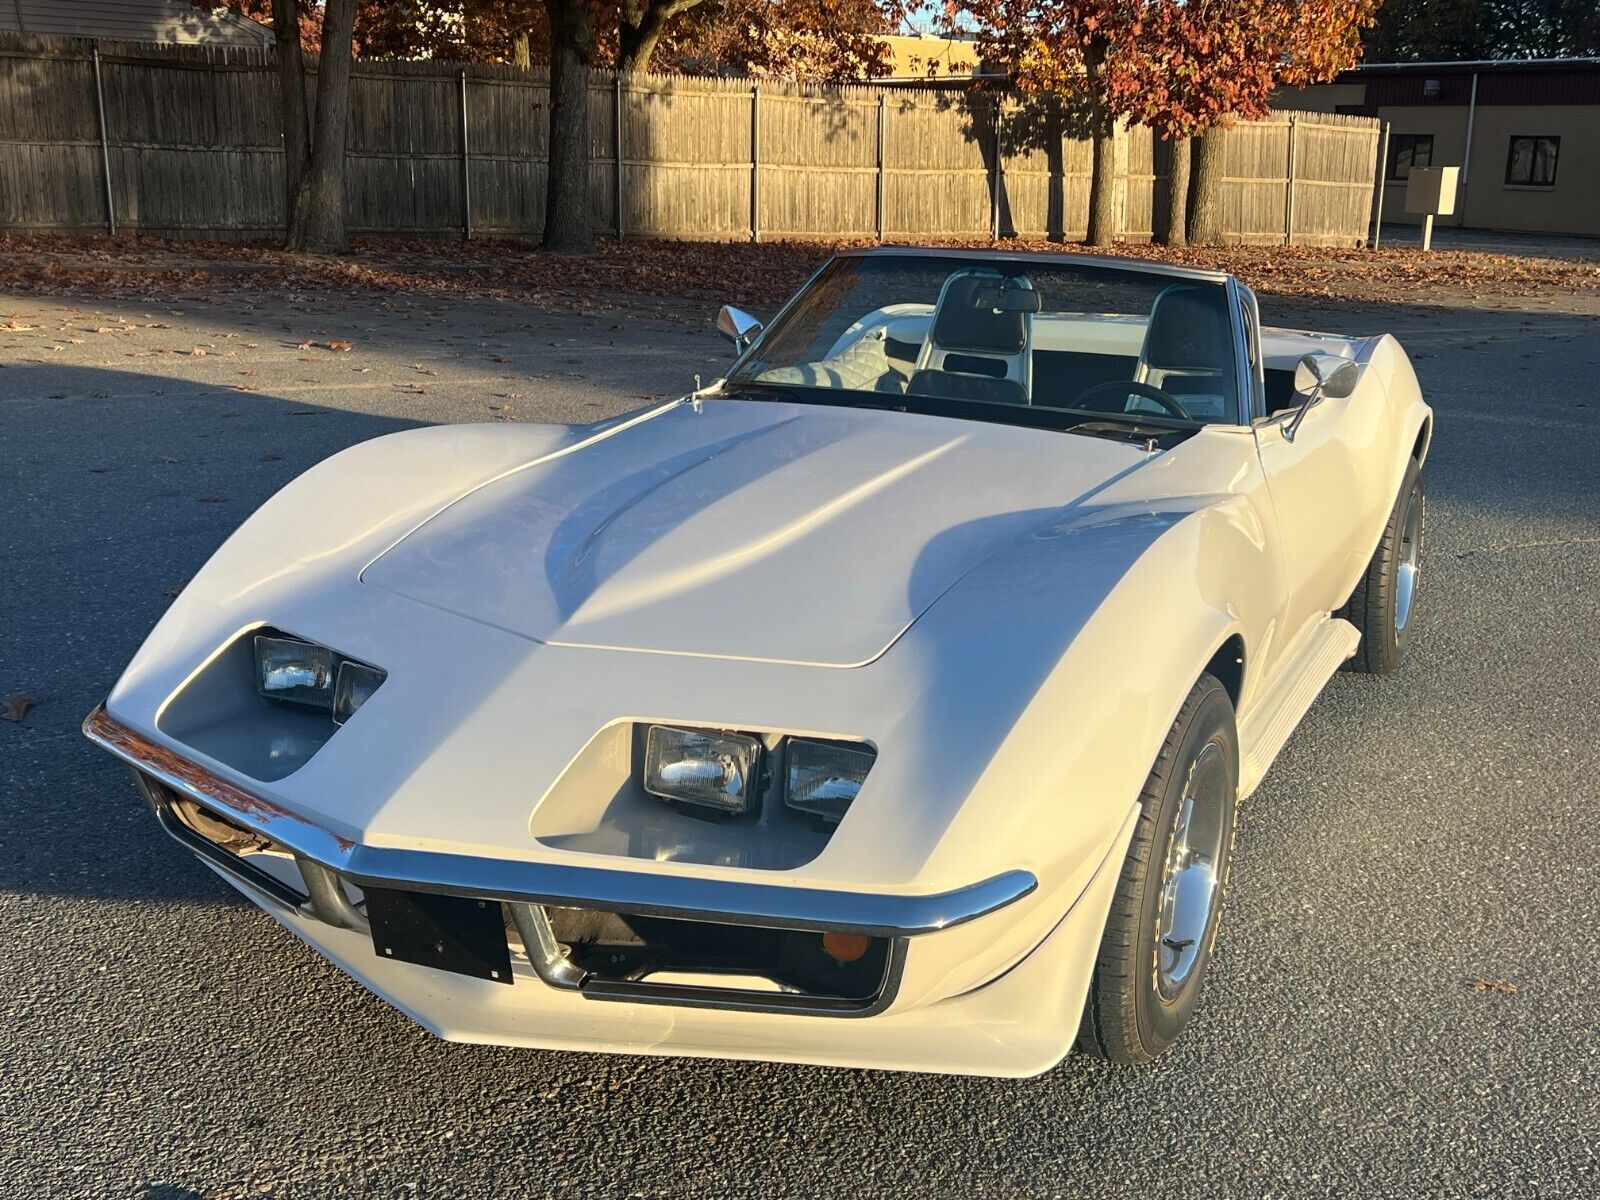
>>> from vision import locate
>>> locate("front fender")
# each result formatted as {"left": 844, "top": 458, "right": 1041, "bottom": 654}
{"left": 1349, "top": 333, "right": 1434, "bottom": 575}
{"left": 872, "top": 491, "right": 1276, "bottom": 1005}
{"left": 107, "top": 410, "right": 672, "bottom": 719}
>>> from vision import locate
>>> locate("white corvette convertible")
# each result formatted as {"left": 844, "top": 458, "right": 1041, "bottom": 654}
{"left": 86, "top": 248, "right": 1431, "bottom": 1076}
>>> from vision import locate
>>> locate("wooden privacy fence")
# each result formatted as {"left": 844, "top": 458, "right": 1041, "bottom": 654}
{"left": 0, "top": 33, "right": 1381, "bottom": 246}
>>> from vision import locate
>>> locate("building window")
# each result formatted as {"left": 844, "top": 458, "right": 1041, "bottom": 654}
{"left": 1388, "top": 133, "right": 1433, "bottom": 181}
{"left": 1505, "top": 136, "right": 1559, "bottom": 187}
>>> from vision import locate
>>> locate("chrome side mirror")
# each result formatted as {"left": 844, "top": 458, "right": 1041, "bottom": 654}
{"left": 1285, "top": 353, "right": 1359, "bottom": 441}
{"left": 716, "top": 305, "right": 763, "bottom": 353}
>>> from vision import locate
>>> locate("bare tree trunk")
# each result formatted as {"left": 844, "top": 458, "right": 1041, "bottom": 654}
{"left": 1156, "top": 135, "right": 1190, "bottom": 246}
{"left": 1188, "top": 130, "right": 1227, "bottom": 247}
{"left": 1045, "top": 96, "right": 1065, "bottom": 242}
{"left": 1083, "top": 43, "right": 1118, "bottom": 248}
{"left": 270, "top": 0, "right": 309, "bottom": 235}
{"left": 1085, "top": 124, "right": 1118, "bottom": 247}
{"left": 543, "top": 0, "right": 594, "bottom": 252}
{"left": 512, "top": 30, "right": 531, "bottom": 69}
{"left": 286, "top": 0, "right": 356, "bottom": 253}
{"left": 618, "top": 0, "right": 705, "bottom": 74}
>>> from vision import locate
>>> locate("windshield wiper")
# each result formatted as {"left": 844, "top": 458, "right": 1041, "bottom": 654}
{"left": 1063, "top": 417, "right": 1191, "bottom": 448}
{"left": 726, "top": 381, "right": 903, "bottom": 412}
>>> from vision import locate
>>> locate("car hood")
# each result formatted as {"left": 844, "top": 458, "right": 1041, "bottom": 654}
{"left": 360, "top": 398, "right": 1148, "bottom": 666}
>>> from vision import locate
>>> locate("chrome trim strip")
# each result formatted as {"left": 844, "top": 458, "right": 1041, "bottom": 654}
{"left": 133, "top": 770, "right": 309, "bottom": 909}
{"left": 86, "top": 706, "right": 1038, "bottom": 939}
{"left": 1225, "top": 276, "right": 1265, "bottom": 425}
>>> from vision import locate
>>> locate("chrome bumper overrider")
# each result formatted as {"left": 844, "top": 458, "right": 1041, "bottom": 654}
{"left": 84, "top": 706, "right": 1038, "bottom": 939}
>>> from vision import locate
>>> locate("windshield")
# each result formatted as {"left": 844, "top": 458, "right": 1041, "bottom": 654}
{"left": 727, "top": 254, "right": 1242, "bottom": 430}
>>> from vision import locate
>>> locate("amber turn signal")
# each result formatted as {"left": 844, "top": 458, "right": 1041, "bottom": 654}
{"left": 822, "top": 932, "right": 871, "bottom": 963}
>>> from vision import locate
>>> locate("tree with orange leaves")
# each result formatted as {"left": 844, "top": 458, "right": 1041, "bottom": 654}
{"left": 942, "top": 0, "right": 1144, "bottom": 246}
{"left": 945, "top": 0, "right": 1373, "bottom": 246}
{"left": 1139, "top": 0, "right": 1374, "bottom": 245}
{"left": 659, "top": 0, "right": 899, "bottom": 81}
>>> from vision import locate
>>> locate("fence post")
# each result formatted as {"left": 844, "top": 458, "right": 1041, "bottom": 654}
{"left": 749, "top": 85, "right": 761, "bottom": 243}
{"left": 458, "top": 69, "right": 471, "bottom": 240}
{"left": 1371, "top": 122, "right": 1390, "bottom": 249}
{"left": 989, "top": 99, "right": 1003, "bottom": 240}
{"left": 614, "top": 73, "right": 624, "bottom": 239}
{"left": 91, "top": 42, "right": 116, "bottom": 235}
{"left": 876, "top": 92, "right": 887, "bottom": 242}
{"left": 1284, "top": 113, "right": 1298, "bottom": 246}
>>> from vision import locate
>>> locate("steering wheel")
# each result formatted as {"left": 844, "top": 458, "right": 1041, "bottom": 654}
{"left": 1072, "top": 380, "right": 1192, "bottom": 421}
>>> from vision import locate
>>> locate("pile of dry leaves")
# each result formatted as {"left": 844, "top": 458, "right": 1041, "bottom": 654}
{"left": 1, "top": 231, "right": 1596, "bottom": 314}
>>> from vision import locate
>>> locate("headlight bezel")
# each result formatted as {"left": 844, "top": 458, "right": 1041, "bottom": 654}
{"left": 332, "top": 660, "right": 387, "bottom": 725}
{"left": 638, "top": 723, "right": 874, "bottom": 825}
{"left": 782, "top": 736, "right": 876, "bottom": 825}
{"left": 253, "top": 632, "right": 385, "bottom": 725}
{"left": 253, "top": 634, "right": 337, "bottom": 708}
{"left": 642, "top": 724, "right": 764, "bottom": 815}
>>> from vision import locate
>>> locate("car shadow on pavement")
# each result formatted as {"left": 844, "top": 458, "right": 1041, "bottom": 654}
{"left": 2, "top": 365, "right": 425, "bottom": 908}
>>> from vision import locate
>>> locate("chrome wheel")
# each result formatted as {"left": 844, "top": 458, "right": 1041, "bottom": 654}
{"left": 1395, "top": 484, "right": 1423, "bottom": 633}
{"left": 1154, "top": 740, "right": 1230, "bottom": 1001}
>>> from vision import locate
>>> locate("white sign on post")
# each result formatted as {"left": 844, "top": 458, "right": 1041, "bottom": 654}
{"left": 1405, "top": 166, "right": 1459, "bottom": 251}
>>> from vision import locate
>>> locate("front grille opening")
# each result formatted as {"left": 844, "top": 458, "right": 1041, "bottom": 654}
{"left": 165, "top": 789, "right": 282, "bottom": 857}
{"left": 139, "top": 773, "right": 309, "bottom": 907}
{"left": 543, "top": 908, "right": 892, "bottom": 1005}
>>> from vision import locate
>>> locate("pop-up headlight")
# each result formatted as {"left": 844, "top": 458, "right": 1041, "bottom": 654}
{"left": 254, "top": 633, "right": 384, "bottom": 723}
{"left": 644, "top": 726, "right": 762, "bottom": 814}
{"left": 333, "top": 661, "right": 386, "bottom": 724}
{"left": 784, "top": 738, "right": 875, "bottom": 824}
{"left": 253, "top": 635, "right": 336, "bottom": 708}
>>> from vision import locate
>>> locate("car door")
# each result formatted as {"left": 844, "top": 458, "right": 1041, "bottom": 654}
{"left": 1224, "top": 286, "right": 1374, "bottom": 667}
{"left": 1253, "top": 364, "right": 1387, "bottom": 657}
{"left": 1255, "top": 399, "right": 1365, "bottom": 635}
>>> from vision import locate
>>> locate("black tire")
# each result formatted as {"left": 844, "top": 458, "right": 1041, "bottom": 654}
{"left": 1339, "top": 457, "right": 1426, "bottom": 675}
{"left": 1076, "top": 675, "right": 1240, "bottom": 1065}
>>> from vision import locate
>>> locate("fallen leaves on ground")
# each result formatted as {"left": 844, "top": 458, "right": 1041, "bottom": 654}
{"left": 1471, "top": 979, "right": 1518, "bottom": 995}
{"left": 1, "top": 232, "right": 1595, "bottom": 318}
{"left": 1, "top": 696, "right": 35, "bottom": 722}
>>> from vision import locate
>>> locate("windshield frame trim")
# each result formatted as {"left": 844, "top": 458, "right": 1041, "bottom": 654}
{"left": 723, "top": 382, "right": 1200, "bottom": 444}
{"left": 718, "top": 256, "right": 832, "bottom": 383}
{"left": 1223, "top": 276, "right": 1258, "bottom": 428}
{"left": 832, "top": 245, "right": 1234, "bottom": 285}
{"left": 722, "top": 249, "right": 1248, "bottom": 431}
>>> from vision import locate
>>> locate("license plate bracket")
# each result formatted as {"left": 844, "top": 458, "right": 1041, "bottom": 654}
{"left": 365, "top": 888, "right": 513, "bottom": 984}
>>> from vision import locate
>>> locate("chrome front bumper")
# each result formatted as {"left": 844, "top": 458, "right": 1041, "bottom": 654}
{"left": 85, "top": 706, "right": 1038, "bottom": 1016}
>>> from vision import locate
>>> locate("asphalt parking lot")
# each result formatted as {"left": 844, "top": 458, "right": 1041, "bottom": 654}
{"left": 3, "top": 269, "right": 1599, "bottom": 1199}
